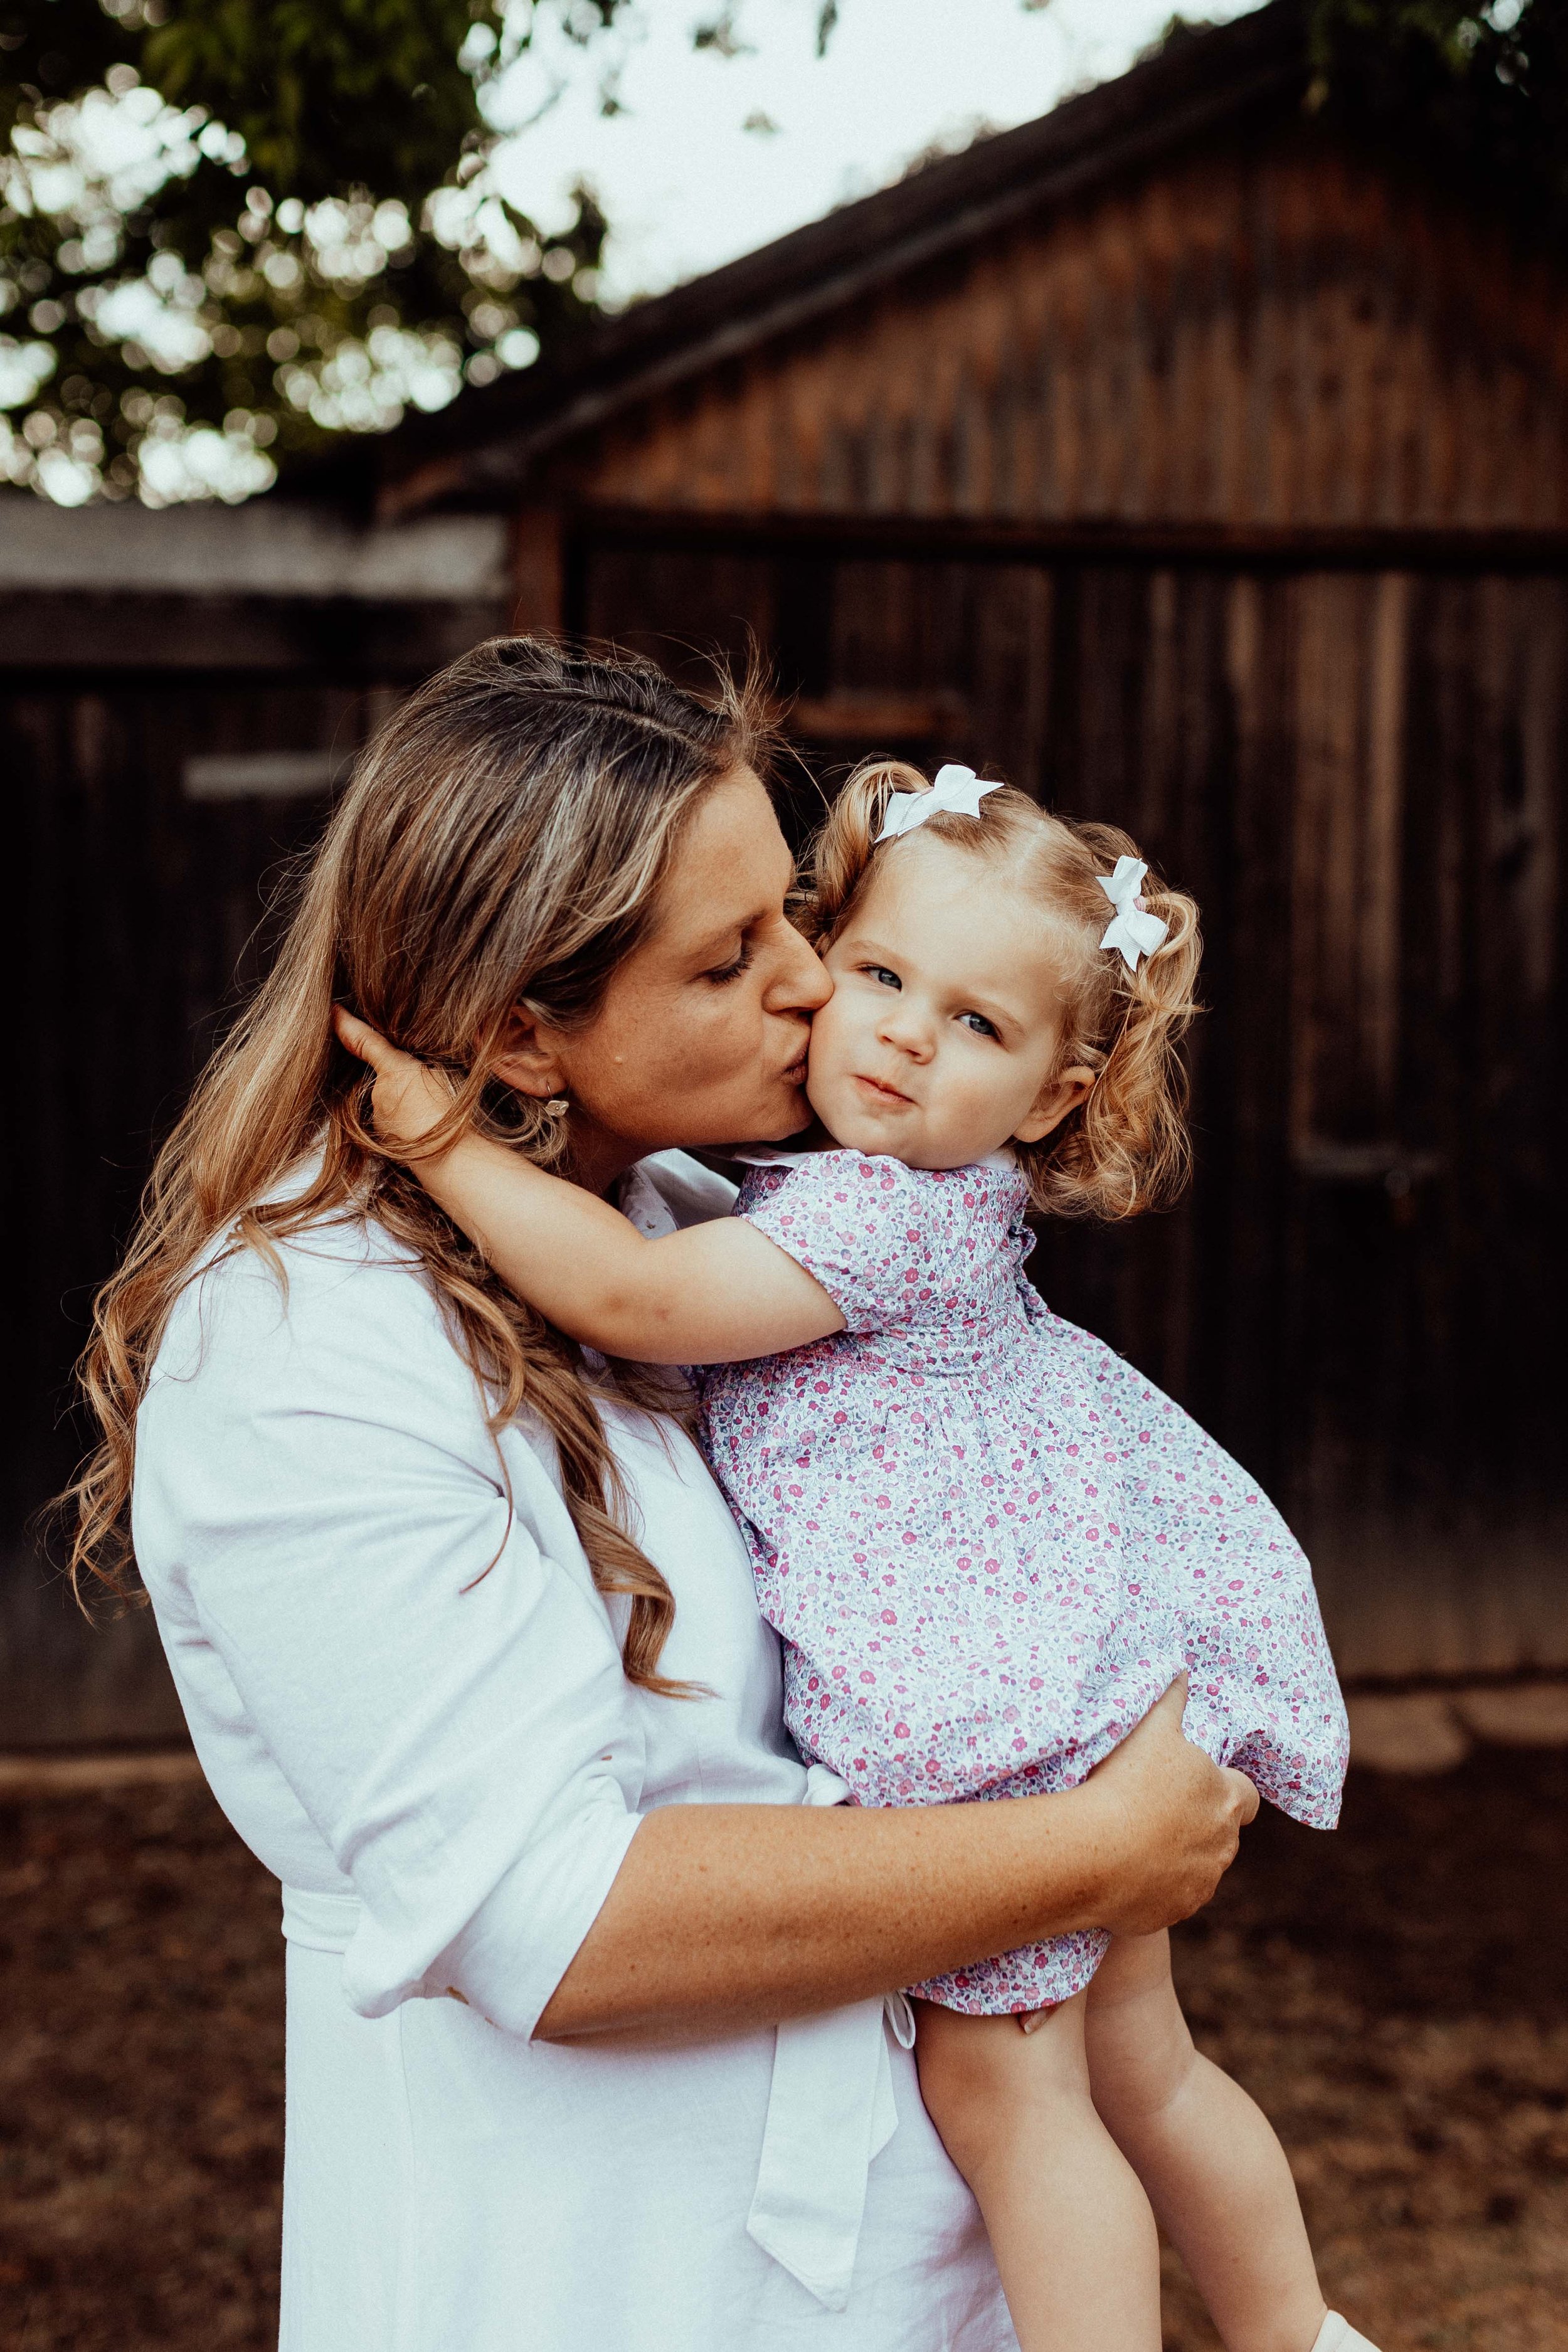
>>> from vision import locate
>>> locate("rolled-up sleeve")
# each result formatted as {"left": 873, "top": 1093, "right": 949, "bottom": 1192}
{"left": 133, "top": 1238, "right": 646, "bottom": 2038}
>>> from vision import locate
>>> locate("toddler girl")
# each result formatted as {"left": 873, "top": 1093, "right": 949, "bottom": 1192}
{"left": 337, "top": 760, "right": 1372, "bottom": 2352}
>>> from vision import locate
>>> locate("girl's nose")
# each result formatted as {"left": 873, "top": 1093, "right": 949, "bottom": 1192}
{"left": 878, "top": 1003, "right": 934, "bottom": 1061}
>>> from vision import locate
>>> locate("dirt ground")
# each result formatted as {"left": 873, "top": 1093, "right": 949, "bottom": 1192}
{"left": 2, "top": 1748, "right": 1564, "bottom": 2352}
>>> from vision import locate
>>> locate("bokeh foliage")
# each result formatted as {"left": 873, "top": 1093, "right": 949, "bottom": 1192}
{"left": 1308, "top": 0, "right": 1568, "bottom": 230}
{"left": 0, "top": 0, "right": 619, "bottom": 500}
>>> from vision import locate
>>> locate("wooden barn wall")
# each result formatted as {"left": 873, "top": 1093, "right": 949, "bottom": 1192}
{"left": 6, "top": 549, "right": 1562, "bottom": 1732}
{"left": 561, "top": 130, "right": 1568, "bottom": 534}
{"left": 576, "top": 536, "right": 1568, "bottom": 1683}
{"left": 1, "top": 674, "right": 393, "bottom": 1743}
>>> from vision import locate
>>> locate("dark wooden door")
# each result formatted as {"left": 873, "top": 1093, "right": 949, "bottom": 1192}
{"left": 1, "top": 677, "right": 367, "bottom": 1739}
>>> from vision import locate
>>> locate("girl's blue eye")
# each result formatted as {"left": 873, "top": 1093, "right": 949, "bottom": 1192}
{"left": 960, "top": 1012, "right": 999, "bottom": 1039}
{"left": 868, "top": 966, "right": 902, "bottom": 990}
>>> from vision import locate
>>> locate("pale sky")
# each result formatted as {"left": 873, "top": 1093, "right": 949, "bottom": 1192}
{"left": 488, "top": 0, "right": 1268, "bottom": 306}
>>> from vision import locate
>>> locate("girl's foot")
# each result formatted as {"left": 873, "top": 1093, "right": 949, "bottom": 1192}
{"left": 1311, "top": 2318, "right": 1382, "bottom": 2352}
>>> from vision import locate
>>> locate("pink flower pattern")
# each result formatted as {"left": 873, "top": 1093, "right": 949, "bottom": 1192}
{"left": 700, "top": 1151, "right": 1349, "bottom": 2015}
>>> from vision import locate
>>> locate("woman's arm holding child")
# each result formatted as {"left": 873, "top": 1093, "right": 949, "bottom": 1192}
{"left": 333, "top": 1008, "right": 843, "bottom": 1365}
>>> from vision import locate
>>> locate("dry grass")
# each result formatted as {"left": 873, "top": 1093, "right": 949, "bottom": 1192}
{"left": 1, "top": 1781, "right": 283, "bottom": 2350}
{"left": 1, "top": 1749, "right": 1564, "bottom": 2350}
{"left": 1166, "top": 1749, "right": 1568, "bottom": 2351}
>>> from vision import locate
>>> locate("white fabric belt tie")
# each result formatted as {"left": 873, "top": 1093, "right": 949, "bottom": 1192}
{"left": 281, "top": 1884, "right": 363, "bottom": 1953}
{"left": 742, "top": 1764, "right": 914, "bottom": 2312}
{"left": 279, "top": 1766, "right": 909, "bottom": 2316}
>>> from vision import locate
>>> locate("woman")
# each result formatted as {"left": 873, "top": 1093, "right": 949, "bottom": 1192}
{"left": 71, "top": 640, "right": 1256, "bottom": 2351}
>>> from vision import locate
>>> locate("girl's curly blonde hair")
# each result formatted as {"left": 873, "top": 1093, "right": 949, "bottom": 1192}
{"left": 800, "top": 760, "right": 1202, "bottom": 1220}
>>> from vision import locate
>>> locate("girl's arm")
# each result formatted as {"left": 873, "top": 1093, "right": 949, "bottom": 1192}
{"left": 333, "top": 1009, "right": 843, "bottom": 1365}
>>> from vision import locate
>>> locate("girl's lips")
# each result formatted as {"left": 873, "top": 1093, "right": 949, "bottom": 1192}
{"left": 854, "top": 1073, "right": 914, "bottom": 1105}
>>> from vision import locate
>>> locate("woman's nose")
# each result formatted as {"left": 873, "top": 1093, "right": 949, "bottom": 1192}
{"left": 764, "top": 919, "right": 832, "bottom": 1015}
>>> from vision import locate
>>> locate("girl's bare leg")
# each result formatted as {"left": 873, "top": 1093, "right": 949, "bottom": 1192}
{"left": 914, "top": 1991, "right": 1161, "bottom": 2352}
{"left": 1084, "top": 1931, "right": 1327, "bottom": 2352}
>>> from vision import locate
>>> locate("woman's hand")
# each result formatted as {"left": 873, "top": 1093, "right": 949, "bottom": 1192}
{"left": 1080, "top": 1679, "right": 1259, "bottom": 1936}
{"left": 333, "top": 1005, "right": 463, "bottom": 1163}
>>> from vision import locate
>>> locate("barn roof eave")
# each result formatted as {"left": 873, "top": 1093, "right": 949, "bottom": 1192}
{"left": 354, "top": 0, "right": 1311, "bottom": 521}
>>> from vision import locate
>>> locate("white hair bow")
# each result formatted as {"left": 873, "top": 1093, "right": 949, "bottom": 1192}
{"left": 874, "top": 763, "right": 1004, "bottom": 844}
{"left": 1098, "top": 856, "right": 1168, "bottom": 972}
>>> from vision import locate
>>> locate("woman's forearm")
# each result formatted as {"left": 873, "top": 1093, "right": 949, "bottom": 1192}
{"left": 538, "top": 1791, "right": 1109, "bottom": 2038}
{"left": 536, "top": 1683, "right": 1258, "bottom": 2038}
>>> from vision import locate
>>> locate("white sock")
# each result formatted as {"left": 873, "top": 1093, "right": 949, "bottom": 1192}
{"left": 1311, "top": 2316, "right": 1383, "bottom": 2352}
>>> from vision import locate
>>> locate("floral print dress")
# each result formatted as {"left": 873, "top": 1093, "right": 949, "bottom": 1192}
{"left": 699, "top": 1148, "right": 1349, "bottom": 2013}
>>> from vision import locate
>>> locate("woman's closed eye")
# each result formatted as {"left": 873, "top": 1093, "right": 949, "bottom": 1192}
{"left": 702, "top": 940, "right": 755, "bottom": 985}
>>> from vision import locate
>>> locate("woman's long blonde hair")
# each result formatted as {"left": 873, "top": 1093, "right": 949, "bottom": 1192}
{"left": 66, "top": 636, "right": 776, "bottom": 1693}
{"left": 802, "top": 761, "right": 1201, "bottom": 1219}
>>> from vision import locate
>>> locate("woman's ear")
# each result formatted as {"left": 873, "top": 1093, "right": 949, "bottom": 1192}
{"left": 1014, "top": 1064, "right": 1096, "bottom": 1145}
{"left": 489, "top": 1004, "right": 570, "bottom": 1101}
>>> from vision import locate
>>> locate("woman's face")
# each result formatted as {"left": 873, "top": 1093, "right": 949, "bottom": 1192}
{"left": 538, "top": 768, "right": 832, "bottom": 1190}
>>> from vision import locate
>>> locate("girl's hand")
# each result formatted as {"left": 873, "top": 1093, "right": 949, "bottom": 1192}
{"left": 333, "top": 1005, "right": 462, "bottom": 1162}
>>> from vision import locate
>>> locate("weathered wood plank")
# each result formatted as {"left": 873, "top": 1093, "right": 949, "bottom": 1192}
{"left": 562, "top": 133, "right": 1568, "bottom": 538}
{"left": 0, "top": 593, "right": 509, "bottom": 675}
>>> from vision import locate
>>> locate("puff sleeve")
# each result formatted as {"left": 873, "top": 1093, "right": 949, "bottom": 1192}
{"left": 737, "top": 1152, "right": 978, "bottom": 1337}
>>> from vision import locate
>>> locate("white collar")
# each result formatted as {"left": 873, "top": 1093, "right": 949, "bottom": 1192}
{"left": 729, "top": 1144, "right": 1017, "bottom": 1173}
{"left": 617, "top": 1147, "right": 738, "bottom": 1241}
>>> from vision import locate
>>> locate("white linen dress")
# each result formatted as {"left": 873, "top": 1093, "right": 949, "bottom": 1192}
{"left": 131, "top": 1151, "right": 1015, "bottom": 2352}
